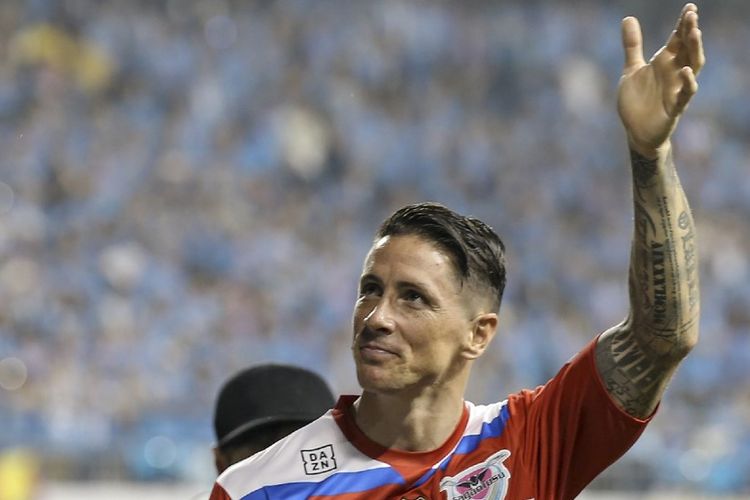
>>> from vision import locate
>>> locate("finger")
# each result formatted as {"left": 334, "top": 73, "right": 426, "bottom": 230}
{"left": 687, "top": 26, "right": 705, "bottom": 76}
{"left": 670, "top": 11, "right": 702, "bottom": 72}
{"left": 682, "top": 9, "right": 698, "bottom": 36}
{"left": 621, "top": 16, "right": 645, "bottom": 72}
{"left": 666, "top": 3, "right": 698, "bottom": 53}
{"left": 673, "top": 66, "right": 698, "bottom": 115}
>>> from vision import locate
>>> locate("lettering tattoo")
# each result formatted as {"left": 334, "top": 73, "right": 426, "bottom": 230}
{"left": 649, "top": 240, "right": 671, "bottom": 327}
{"left": 596, "top": 148, "right": 700, "bottom": 419}
{"left": 679, "top": 210, "right": 699, "bottom": 312}
{"left": 596, "top": 325, "right": 661, "bottom": 417}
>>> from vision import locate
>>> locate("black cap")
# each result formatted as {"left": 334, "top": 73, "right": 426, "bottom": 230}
{"left": 213, "top": 364, "right": 335, "bottom": 448}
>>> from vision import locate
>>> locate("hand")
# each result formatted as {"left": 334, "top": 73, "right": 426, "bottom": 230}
{"left": 617, "top": 3, "right": 705, "bottom": 158}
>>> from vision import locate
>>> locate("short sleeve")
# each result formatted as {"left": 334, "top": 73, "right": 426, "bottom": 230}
{"left": 506, "top": 336, "right": 653, "bottom": 499}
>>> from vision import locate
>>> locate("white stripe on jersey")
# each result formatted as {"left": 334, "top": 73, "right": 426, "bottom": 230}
{"left": 217, "top": 410, "right": 391, "bottom": 498}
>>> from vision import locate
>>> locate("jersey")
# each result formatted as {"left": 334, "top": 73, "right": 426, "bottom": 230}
{"left": 210, "top": 337, "right": 652, "bottom": 500}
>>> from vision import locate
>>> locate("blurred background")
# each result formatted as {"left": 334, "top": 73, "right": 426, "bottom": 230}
{"left": 0, "top": 0, "right": 748, "bottom": 498}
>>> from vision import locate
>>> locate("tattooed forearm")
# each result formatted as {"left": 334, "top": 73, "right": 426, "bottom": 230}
{"left": 597, "top": 146, "right": 700, "bottom": 418}
{"left": 628, "top": 148, "right": 699, "bottom": 350}
{"left": 631, "top": 149, "right": 660, "bottom": 193}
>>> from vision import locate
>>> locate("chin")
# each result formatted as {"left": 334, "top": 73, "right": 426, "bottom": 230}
{"left": 355, "top": 363, "right": 404, "bottom": 393}
{"left": 355, "top": 360, "right": 425, "bottom": 395}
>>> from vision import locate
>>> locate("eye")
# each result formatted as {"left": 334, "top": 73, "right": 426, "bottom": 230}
{"left": 403, "top": 289, "right": 425, "bottom": 304}
{"left": 358, "top": 281, "right": 381, "bottom": 297}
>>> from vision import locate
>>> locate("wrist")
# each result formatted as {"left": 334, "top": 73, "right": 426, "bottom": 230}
{"left": 627, "top": 138, "right": 671, "bottom": 160}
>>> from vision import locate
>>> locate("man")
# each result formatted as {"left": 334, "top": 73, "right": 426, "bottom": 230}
{"left": 210, "top": 4, "right": 704, "bottom": 498}
{"left": 212, "top": 364, "right": 336, "bottom": 474}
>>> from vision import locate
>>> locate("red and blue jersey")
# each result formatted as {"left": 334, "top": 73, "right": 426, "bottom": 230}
{"left": 210, "top": 338, "right": 652, "bottom": 499}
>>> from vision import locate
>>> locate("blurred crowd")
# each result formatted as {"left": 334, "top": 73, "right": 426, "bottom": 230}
{"left": 0, "top": 0, "right": 748, "bottom": 494}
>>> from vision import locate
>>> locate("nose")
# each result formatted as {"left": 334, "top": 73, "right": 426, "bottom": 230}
{"left": 363, "top": 299, "right": 396, "bottom": 334}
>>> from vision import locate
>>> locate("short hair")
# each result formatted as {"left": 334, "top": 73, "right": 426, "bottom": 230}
{"left": 376, "top": 202, "right": 507, "bottom": 312}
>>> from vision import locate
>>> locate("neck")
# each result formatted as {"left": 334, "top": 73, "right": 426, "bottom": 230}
{"left": 353, "top": 374, "right": 469, "bottom": 452}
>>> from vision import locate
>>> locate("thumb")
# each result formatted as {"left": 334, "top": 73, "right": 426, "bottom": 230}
{"left": 621, "top": 16, "right": 645, "bottom": 73}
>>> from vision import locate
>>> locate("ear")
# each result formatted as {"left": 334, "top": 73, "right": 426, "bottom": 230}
{"left": 214, "top": 446, "right": 228, "bottom": 475}
{"left": 462, "top": 313, "right": 498, "bottom": 359}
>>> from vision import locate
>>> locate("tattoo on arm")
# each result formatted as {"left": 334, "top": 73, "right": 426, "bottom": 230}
{"left": 596, "top": 321, "right": 691, "bottom": 418}
{"left": 596, "top": 324, "right": 665, "bottom": 417}
{"left": 631, "top": 150, "right": 659, "bottom": 194}
{"left": 596, "top": 148, "right": 699, "bottom": 418}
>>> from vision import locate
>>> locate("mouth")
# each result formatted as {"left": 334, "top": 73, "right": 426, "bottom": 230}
{"left": 358, "top": 343, "right": 399, "bottom": 361}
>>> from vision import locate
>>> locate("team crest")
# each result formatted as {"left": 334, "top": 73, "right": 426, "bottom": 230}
{"left": 440, "top": 450, "right": 511, "bottom": 500}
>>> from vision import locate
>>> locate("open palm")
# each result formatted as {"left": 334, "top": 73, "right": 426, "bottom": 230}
{"left": 617, "top": 4, "right": 705, "bottom": 157}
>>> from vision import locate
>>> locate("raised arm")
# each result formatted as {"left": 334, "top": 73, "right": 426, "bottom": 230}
{"left": 595, "top": 3, "right": 705, "bottom": 419}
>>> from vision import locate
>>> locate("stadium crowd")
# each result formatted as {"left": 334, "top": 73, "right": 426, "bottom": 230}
{"left": 0, "top": 0, "right": 748, "bottom": 494}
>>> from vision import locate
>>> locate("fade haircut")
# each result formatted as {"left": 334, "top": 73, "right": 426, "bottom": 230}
{"left": 376, "top": 202, "right": 507, "bottom": 312}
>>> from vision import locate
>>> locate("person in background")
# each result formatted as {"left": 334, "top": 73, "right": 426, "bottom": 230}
{"left": 213, "top": 364, "right": 336, "bottom": 474}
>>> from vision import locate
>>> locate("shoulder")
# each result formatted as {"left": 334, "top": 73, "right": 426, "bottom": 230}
{"left": 464, "top": 399, "right": 511, "bottom": 432}
{"left": 216, "top": 410, "right": 343, "bottom": 497}
{"left": 494, "top": 338, "right": 603, "bottom": 420}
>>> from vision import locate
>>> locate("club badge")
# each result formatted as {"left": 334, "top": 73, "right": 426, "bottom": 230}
{"left": 440, "top": 450, "right": 511, "bottom": 500}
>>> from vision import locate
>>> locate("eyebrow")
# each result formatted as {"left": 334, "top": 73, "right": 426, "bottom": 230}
{"left": 358, "top": 273, "right": 380, "bottom": 286}
{"left": 359, "top": 274, "right": 435, "bottom": 295}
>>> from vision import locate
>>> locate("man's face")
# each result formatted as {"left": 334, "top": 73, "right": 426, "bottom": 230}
{"left": 351, "top": 234, "right": 477, "bottom": 393}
